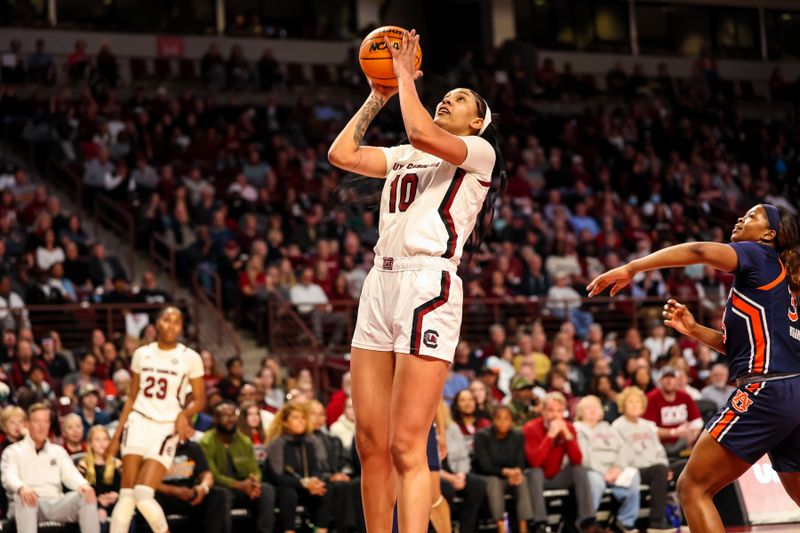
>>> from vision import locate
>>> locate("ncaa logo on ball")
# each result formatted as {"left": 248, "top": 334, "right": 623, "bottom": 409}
{"left": 369, "top": 41, "right": 400, "bottom": 52}
{"left": 423, "top": 329, "right": 439, "bottom": 349}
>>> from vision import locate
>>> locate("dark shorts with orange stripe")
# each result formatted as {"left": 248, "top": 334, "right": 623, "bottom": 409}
{"left": 706, "top": 375, "right": 800, "bottom": 471}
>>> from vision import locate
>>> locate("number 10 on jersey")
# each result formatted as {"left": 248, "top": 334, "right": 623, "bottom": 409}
{"left": 388, "top": 173, "right": 419, "bottom": 213}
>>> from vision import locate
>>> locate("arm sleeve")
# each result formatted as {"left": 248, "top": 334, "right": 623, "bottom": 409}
{"left": 473, "top": 432, "right": 502, "bottom": 476}
{"left": 575, "top": 426, "right": 593, "bottom": 468}
{"left": 651, "top": 424, "right": 670, "bottom": 466}
{"left": 264, "top": 459, "right": 303, "bottom": 489}
{"left": 1, "top": 446, "right": 24, "bottom": 494}
{"left": 130, "top": 347, "right": 142, "bottom": 373}
{"left": 459, "top": 136, "right": 496, "bottom": 177}
{"left": 687, "top": 398, "right": 702, "bottom": 423}
{"left": 199, "top": 440, "right": 237, "bottom": 489}
{"left": 239, "top": 437, "right": 262, "bottom": 482}
{"left": 513, "top": 432, "right": 526, "bottom": 468}
{"left": 187, "top": 443, "right": 210, "bottom": 479}
{"left": 525, "top": 425, "right": 554, "bottom": 468}
{"left": 613, "top": 431, "right": 634, "bottom": 468}
{"left": 187, "top": 350, "right": 204, "bottom": 380}
{"left": 565, "top": 425, "right": 583, "bottom": 465}
{"left": 59, "top": 448, "right": 90, "bottom": 490}
{"left": 643, "top": 394, "right": 660, "bottom": 426}
{"left": 379, "top": 145, "right": 411, "bottom": 178}
{"left": 728, "top": 242, "right": 768, "bottom": 287}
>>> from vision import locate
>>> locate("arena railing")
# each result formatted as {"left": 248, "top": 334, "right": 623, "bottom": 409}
{"left": 191, "top": 269, "right": 241, "bottom": 358}
{"left": 149, "top": 231, "right": 178, "bottom": 294}
{"left": 92, "top": 193, "right": 137, "bottom": 280}
{"left": 264, "top": 293, "right": 330, "bottom": 390}
{"left": 2, "top": 302, "right": 192, "bottom": 350}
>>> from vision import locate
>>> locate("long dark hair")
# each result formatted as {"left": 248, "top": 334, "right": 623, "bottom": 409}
{"left": 466, "top": 89, "right": 507, "bottom": 254}
{"left": 776, "top": 207, "right": 800, "bottom": 292}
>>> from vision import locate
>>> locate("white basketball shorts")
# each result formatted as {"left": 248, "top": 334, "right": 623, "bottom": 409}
{"left": 351, "top": 255, "right": 463, "bottom": 363}
{"left": 121, "top": 410, "right": 180, "bottom": 469}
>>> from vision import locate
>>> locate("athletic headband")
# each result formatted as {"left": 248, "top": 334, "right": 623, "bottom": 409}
{"left": 763, "top": 203, "right": 781, "bottom": 235}
{"left": 479, "top": 100, "right": 492, "bottom": 135}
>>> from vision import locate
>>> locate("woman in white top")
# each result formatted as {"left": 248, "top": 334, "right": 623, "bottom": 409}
{"left": 328, "top": 29, "right": 505, "bottom": 533}
{"left": 611, "top": 386, "right": 672, "bottom": 531}
{"left": 106, "top": 307, "right": 205, "bottom": 533}
{"left": 574, "top": 395, "right": 641, "bottom": 533}
{"left": 36, "top": 229, "right": 65, "bottom": 271}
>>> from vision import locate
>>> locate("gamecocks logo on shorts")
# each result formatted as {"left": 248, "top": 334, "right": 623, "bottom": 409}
{"left": 423, "top": 329, "right": 439, "bottom": 349}
{"left": 731, "top": 389, "right": 753, "bottom": 413}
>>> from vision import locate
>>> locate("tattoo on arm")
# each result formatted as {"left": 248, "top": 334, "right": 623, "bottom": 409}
{"left": 353, "top": 94, "right": 386, "bottom": 144}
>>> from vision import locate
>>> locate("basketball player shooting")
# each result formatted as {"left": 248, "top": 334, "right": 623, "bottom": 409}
{"left": 328, "top": 28, "right": 506, "bottom": 533}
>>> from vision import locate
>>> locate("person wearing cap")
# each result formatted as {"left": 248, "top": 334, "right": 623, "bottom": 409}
{"left": 507, "top": 374, "right": 542, "bottom": 427}
{"left": 77, "top": 383, "right": 110, "bottom": 439}
{"left": 328, "top": 27, "right": 506, "bottom": 532}
{"left": 588, "top": 203, "right": 800, "bottom": 531}
{"left": 641, "top": 366, "right": 703, "bottom": 460}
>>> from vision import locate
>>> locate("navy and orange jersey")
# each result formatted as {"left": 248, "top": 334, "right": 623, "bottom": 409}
{"left": 721, "top": 241, "right": 800, "bottom": 380}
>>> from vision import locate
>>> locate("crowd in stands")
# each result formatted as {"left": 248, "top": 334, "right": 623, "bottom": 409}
{"left": 3, "top": 37, "right": 797, "bottom": 346}
{"left": 0, "top": 314, "right": 734, "bottom": 532}
{"left": 0, "top": 33, "right": 799, "bottom": 532}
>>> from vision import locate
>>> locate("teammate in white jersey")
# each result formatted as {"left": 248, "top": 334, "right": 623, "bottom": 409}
{"left": 107, "top": 307, "right": 205, "bottom": 533}
{"left": 328, "top": 29, "right": 505, "bottom": 533}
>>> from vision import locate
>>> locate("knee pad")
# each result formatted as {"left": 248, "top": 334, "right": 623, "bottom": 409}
{"left": 133, "top": 484, "right": 168, "bottom": 533}
{"left": 109, "top": 488, "right": 136, "bottom": 533}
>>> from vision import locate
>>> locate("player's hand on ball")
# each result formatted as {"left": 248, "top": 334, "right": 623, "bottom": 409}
{"left": 367, "top": 77, "right": 398, "bottom": 100}
{"left": 587, "top": 265, "right": 635, "bottom": 297}
{"left": 385, "top": 29, "right": 423, "bottom": 81}
{"left": 662, "top": 299, "right": 697, "bottom": 336}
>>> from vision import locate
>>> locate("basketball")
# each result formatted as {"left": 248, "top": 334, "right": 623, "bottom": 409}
{"left": 359, "top": 25, "right": 422, "bottom": 87}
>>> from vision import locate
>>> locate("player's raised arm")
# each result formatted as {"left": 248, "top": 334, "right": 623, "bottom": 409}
{"left": 389, "top": 30, "right": 479, "bottom": 167}
{"left": 328, "top": 83, "right": 396, "bottom": 178}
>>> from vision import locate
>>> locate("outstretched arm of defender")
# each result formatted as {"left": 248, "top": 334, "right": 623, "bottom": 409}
{"left": 328, "top": 85, "right": 395, "bottom": 177}
{"left": 587, "top": 242, "right": 738, "bottom": 297}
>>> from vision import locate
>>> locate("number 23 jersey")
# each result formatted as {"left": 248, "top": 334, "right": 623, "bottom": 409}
{"left": 130, "top": 342, "right": 204, "bottom": 422}
{"left": 376, "top": 135, "right": 496, "bottom": 265}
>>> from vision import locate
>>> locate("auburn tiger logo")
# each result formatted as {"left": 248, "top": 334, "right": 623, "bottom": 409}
{"left": 731, "top": 389, "right": 753, "bottom": 413}
{"left": 789, "top": 288, "right": 798, "bottom": 322}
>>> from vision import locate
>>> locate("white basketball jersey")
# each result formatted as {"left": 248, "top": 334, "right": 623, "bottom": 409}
{"left": 376, "top": 135, "right": 495, "bottom": 265}
{"left": 130, "top": 342, "right": 204, "bottom": 422}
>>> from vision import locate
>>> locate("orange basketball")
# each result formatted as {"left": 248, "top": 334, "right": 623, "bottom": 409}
{"left": 359, "top": 25, "right": 422, "bottom": 87}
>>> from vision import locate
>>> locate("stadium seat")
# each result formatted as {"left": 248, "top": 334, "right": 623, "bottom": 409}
{"left": 312, "top": 64, "right": 334, "bottom": 86}
{"left": 129, "top": 58, "right": 151, "bottom": 82}
{"left": 285, "top": 63, "right": 308, "bottom": 87}
{"left": 154, "top": 58, "right": 173, "bottom": 81}
{"left": 177, "top": 58, "right": 198, "bottom": 82}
